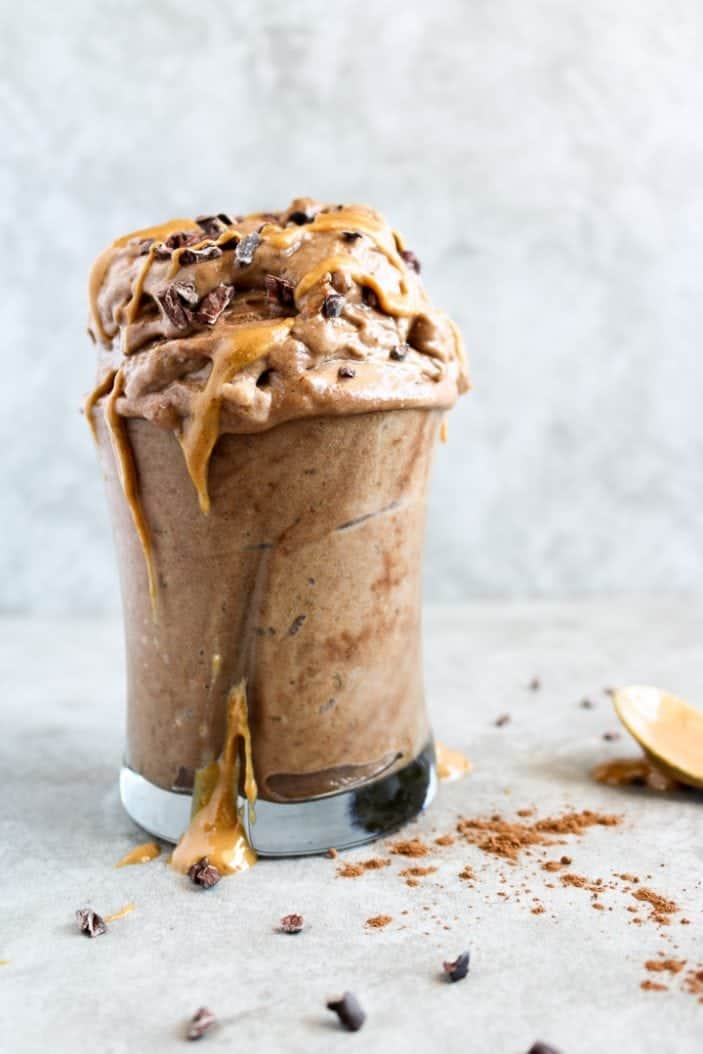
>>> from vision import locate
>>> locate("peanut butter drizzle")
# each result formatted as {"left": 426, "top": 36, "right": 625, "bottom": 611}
{"left": 170, "top": 680, "right": 257, "bottom": 877}
{"left": 84, "top": 369, "right": 117, "bottom": 443}
{"left": 295, "top": 256, "right": 414, "bottom": 315}
{"left": 104, "top": 903, "right": 136, "bottom": 923}
{"left": 435, "top": 741, "right": 472, "bottom": 782}
{"left": 103, "top": 370, "right": 157, "bottom": 606}
{"left": 115, "top": 841, "right": 161, "bottom": 868}
{"left": 178, "top": 320, "right": 294, "bottom": 512}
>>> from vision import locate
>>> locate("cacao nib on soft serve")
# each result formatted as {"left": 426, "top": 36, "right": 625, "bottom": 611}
{"left": 235, "top": 232, "right": 261, "bottom": 266}
{"left": 179, "top": 244, "right": 223, "bottom": 266}
{"left": 401, "top": 248, "right": 421, "bottom": 273}
{"left": 288, "top": 209, "right": 314, "bottom": 225}
{"left": 196, "top": 285, "right": 234, "bottom": 325}
{"left": 158, "top": 286, "right": 193, "bottom": 330}
{"left": 322, "top": 294, "right": 344, "bottom": 318}
{"left": 265, "top": 274, "right": 296, "bottom": 309}
{"left": 195, "top": 213, "right": 233, "bottom": 236}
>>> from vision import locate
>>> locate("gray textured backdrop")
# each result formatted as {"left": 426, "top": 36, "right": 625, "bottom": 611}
{"left": 2, "top": 0, "right": 703, "bottom": 611}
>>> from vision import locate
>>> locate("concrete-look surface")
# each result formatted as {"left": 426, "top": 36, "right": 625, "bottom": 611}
{"left": 2, "top": 600, "right": 701, "bottom": 1053}
{"left": 4, "top": 1, "right": 703, "bottom": 611}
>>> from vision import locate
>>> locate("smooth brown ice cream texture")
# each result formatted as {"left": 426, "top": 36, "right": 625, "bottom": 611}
{"left": 86, "top": 198, "right": 468, "bottom": 807}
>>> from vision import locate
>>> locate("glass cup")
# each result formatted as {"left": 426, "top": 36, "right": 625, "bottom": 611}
{"left": 94, "top": 406, "right": 442, "bottom": 854}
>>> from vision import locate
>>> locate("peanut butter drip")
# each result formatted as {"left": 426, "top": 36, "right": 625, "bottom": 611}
{"left": 115, "top": 841, "right": 161, "bottom": 868}
{"left": 435, "top": 741, "right": 472, "bottom": 782}
{"left": 170, "top": 680, "right": 257, "bottom": 877}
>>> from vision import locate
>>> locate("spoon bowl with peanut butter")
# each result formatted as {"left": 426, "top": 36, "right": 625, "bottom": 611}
{"left": 613, "top": 685, "right": 703, "bottom": 789}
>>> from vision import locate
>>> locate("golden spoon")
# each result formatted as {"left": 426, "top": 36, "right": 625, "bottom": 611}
{"left": 613, "top": 685, "right": 703, "bottom": 790}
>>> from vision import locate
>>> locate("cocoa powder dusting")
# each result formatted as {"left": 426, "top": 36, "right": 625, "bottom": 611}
{"left": 456, "top": 809, "right": 620, "bottom": 862}
{"left": 399, "top": 866, "right": 437, "bottom": 878}
{"left": 337, "top": 858, "right": 390, "bottom": 878}
{"left": 645, "top": 958, "right": 686, "bottom": 974}
{"left": 390, "top": 839, "right": 430, "bottom": 858}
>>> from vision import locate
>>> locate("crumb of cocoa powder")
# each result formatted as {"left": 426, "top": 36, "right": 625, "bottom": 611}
{"left": 435, "top": 834, "right": 455, "bottom": 846}
{"left": 390, "top": 838, "right": 430, "bottom": 857}
{"left": 641, "top": 979, "right": 668, "bottom": 992}
{"left": 517, "top": 808, "right": 534, "bottom": 818}
{"left": 399, "top": 866, "right": 437, "bottom": 878}
{"left": 406, "top": 879, "right": 420, "bottom": 887}
{"left": 528, "top": 677, "right": 541, "bottom": 691}
{"left": 645, "top": 958, "right": 686, "bottom": 974}
{"left": 337, "top": 858, "right": 390, "bottom": 878}
{"left": 532, "top": 905, "right": 545, "bottom": 915}
{"left": 592, "top": 902, "right": 605, "bottom": 910}
{"left": 366, "top": 915, "right": 392, "bottom": 928}
{"left": 542, "top": 857, "right": 571, "bottom": 872}
{"left": 327, "top": 848, "right": 338, "bottom": 858}
{"left": 683, "top": 966, "right": 703, "bottom": 999}
{"left": 618, "top": 873, "right": 640, "bottom": 883}
{"left": 458, "top": 866, "right": 475, "bottom": 881}
{"left": 494, "top": 713, "right": 511, "bottom": 727}
{"left": 632, "top": 887, "right": 678, "bottom": 919}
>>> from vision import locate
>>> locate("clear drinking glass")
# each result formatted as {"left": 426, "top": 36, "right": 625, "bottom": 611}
{"left": 95, "top": 405, "right": 442, "bottom": 854}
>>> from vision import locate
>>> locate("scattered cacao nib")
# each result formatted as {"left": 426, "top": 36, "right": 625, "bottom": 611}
{"left": 361, "top": 286, "right": 379, "bottom": 309}
{"left": 443, "top": 950, "right": 470, "bottom": 982}
{"left": 187, "top": 857, "right": 222, "bottom": 889}
{"left": 495, "top": 713, "right": 511, "bottom": 727}
{"left": 288, "top": 209, "right": 314, "bottom": 226}
{"left": 265, "top": 274, "right": 296, "bottom": 309}
{"left": 287, "top": 614, "right": 306, "bottom": 637}
{"left": 326, "top": 992, "right": 365, "bottom": 1032}
{"left": 195, "top": 213, "right": 232, "bottom": 236}
{"left": 235, "top": 232, "right": 261, "bottom": 266}
{"left": 280, "top": 913, "right": 304, "bottom": 933}
{"left": 390, "top": 344, "right": 409, "bottom": 361}
{"left": 322, "top": 294, "right": 344, "bottom": 318}
{"left": 75, "top": 908, "right": 107, "bottom": 938}
{"left": 529, "top": 677, "right": 542, "bottom": 691}
{"left": 218, "top": 235, "right": 240, "bottom": 252}
{"left": 401, "top": 248, "right": 421, "bottom": 273}
{"left": 527, "top": 1044, "right": 562, "bottom": 1054}
{"left": 338, "top": 365, "right": 356, "bottom": 379}
{"left": 580, "top": 698, "right": 595, "bottom": 709}
{"left": 172, "top": 280, "right": 200, "bottom": 307}
{"left": 186, "top": 1007, "right": 218, "bottom": 1041}
{"left": 196, "top": 285, "right": 234, "bottom": 325}
{"left": 341, "top": 231, "right": 362, "bottom": 242}
{"left": 180, "top": 244, "right": 223, "bottom": 266}
{"left": 603, "top": 731, "right": 621, "bottom": 741}
{"left": 158, "top": 286, "right": 193, "bottom": 330}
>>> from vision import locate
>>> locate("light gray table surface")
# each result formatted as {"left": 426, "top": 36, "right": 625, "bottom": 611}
{"left": 2, "top": 600, "right": 701, "bottom": 1053}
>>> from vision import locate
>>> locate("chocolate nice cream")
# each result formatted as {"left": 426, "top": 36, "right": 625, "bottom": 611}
{"left": 86, "top": 199, "right": 469, "bottom": 809}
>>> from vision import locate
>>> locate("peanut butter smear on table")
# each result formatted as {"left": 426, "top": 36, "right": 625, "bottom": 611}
{"left": 85, "top": 199, "right": 468, "bottom": 596}
{"left": 170, "top": 680, "right": 257, "bottom": 877}
{"left": 103, "top": 903, "right": 136, "bottom": 923}
{"left": 435, "top": 742, "right": 472, "bottom": 782}
{"left": 115, "top": 841, "right": 161, "bottom": 868}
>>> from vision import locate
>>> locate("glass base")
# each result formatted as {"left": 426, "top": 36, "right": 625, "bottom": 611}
{"left": 119, "top": 740, "right": 437, "bottom": 856}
